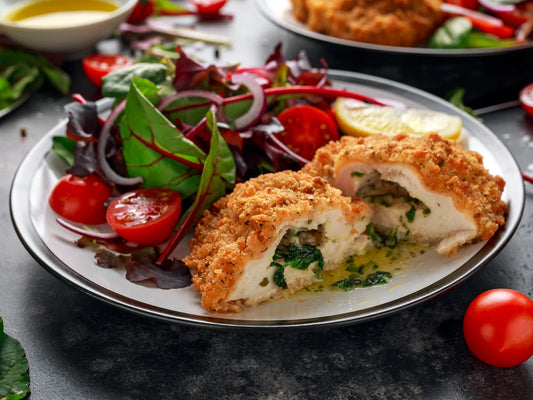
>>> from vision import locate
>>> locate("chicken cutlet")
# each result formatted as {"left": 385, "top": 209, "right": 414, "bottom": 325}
{"left": 184, "top": 170, "right": 372, "bottom": 313}
{"left": 290, "top": 0, "right": 444, "bottom": 47}
{"left": 302, "top": 133, "right": 506, "bottom": 255}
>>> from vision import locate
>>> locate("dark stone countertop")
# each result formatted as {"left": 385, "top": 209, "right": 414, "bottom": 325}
{"left": 0, "top": 1, "right": 532, "bottom": 399}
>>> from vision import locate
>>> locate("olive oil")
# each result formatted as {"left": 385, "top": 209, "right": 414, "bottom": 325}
{"left": 4, "top": 0, "right": 119, "bottom": 28}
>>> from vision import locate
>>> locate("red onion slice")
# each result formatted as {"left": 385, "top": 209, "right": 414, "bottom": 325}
{"left": 230, "top": 73, "right": 267, "bottom": 130}
{"left": 97, "top": 100, "right": 144, "bottom": 187}
{"left": 441, "top": 3, "right": 504, "bottom": 26}
{"left": 56, "top": 218, "right": 119, "bottom": 240}
{"left": 158, "top": 89, "right": 224, "bottom": 112}
{"left": 478, "top": 0, "right": 515, "bottom": 13}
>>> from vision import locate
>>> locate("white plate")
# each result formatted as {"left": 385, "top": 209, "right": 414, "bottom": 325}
{"left": 255, "top": 0, "right": 533, "bottom": 56}
{"left": 10, "top": 71, "right": 524, "bottom": 330}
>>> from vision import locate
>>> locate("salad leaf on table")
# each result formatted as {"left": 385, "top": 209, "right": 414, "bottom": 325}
{"left": 0, "top": 318, "right": 30, "bottom": 400}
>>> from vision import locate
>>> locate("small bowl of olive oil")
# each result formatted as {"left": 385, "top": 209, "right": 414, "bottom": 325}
{"left": 0, "top": 0, "right": 137, "bottom": 54}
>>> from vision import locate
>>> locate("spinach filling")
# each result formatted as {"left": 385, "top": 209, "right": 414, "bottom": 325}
{"left": 270, "top": 243, "right": 324, "bottom": 290}
{"left": 332, "top": 258, "right": 392, "bottom": 291}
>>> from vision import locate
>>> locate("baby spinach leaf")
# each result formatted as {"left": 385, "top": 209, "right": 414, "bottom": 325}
{"left": 102, "top": 62, "right": 168, "bottom": 100}
{"left": 0, "top": 318, "right": 30, "bottom": 400}
{"left": 157, "top": 110, "right": 236, "bottom": 262}
{"left": 120, "top": 77, "right": 206, "bottom": 199}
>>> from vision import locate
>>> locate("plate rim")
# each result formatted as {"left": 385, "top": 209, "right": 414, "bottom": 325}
{"left": 254, "top": 0, "right": 533, "bottom": 57}
{"left": 9, "top": 70, "right": 525, "bottom": 331}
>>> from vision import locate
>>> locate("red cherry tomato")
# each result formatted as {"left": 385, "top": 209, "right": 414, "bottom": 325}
{"left": 463, "top": 289, "right": 533, "bottom": 367}
{"left": 82, "top": 54, "right": 133, "bottom": 87}
{"left": 276, "top": 105, "right": 339, "bottom": 161}
{"left": 126, "top": 0, "right": 155, "bottom": 24}
{"left": 190, "top": 0, "right": 227, "bottom": 15}
{"left": 520, "top": 82, "right": 533, "bottom": 117}
{"left": 49, "top": 174, "right": 113, "bottom": 225}
{"left": 445, "top": 0, "right": 479, "bottom": 10}
{"left": 106, "top": 189, "right": 182, "bottom": 246}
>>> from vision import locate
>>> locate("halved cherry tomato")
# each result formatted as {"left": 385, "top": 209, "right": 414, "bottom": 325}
{"left": 463, "top": 289, "right": 533, "bottom": 367}
{"left": 82, "top": 54, "right": 133, "bottom": 87}
{"left": 190, "top": 0, "right": 227, "bottom": 15}
{"left": 106, "top": 189, "right": 182, "bottom": 246}
{"left": 126, "top": 0, "right": 155, "bottom": 24}
{"left": 276, "top": 105, "right": 339, "bottom": 161}
{"left": 520, "top": 82, "right": 533, "bottom": 117}
{"left": 49, "top": 174, "right": 113, "bottom": 225}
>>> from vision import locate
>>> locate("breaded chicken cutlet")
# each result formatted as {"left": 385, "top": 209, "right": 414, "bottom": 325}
{"left": 291, "top": 0, "right": 444, "bottom": 47}
{"left": 184, "top": 170, "right": 372, "bottom": 313}
{"left": 302, "top": 133, "right": 507, "bottom": 255}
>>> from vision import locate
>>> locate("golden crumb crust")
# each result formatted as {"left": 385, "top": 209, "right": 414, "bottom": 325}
{"left": 290, "top": 0, "right": 444, "bottom": 47}
{"left": 302, "top": 133, "right": 507, "bottom": 242}
{"left": 183, "top": 170, "right": 369, "bottom": 313}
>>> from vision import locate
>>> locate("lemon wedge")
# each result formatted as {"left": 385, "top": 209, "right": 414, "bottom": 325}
{"left": 334, "top": 98, "right": 463, "bottom": 141}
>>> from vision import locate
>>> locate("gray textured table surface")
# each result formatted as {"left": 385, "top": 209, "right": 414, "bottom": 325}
{"left": 1, "top": 1, "right": 532, "bottom": 399}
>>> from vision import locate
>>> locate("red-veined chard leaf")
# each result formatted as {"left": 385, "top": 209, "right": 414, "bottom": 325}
{"left": 120, "top": 77, "right": 207, "bottom": 199}
{"left": 158, "top": 110, "right": 236, "bottom": 262}
{"left": 0, "top": 318, "right": 30, "bottom": 400}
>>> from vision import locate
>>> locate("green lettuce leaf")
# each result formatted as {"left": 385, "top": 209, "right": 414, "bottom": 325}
{"left": 0, "top": 318, "right": 30, "bottom": 400}
{"left": 120, "top": 77, "right": 207, "bottom": 199}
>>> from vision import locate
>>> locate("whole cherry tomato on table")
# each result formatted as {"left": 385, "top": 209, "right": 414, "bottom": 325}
{"left": 463, "top": 289, "right": 533, "bottom": 367}
{"left": 82, "top": 54, "right": 133, "bottom": 87}
{"left": 49, "top": 174, "right": 113, "bottom": 225}
{"left": 106, "top": 188, "right": 182, "bottom": 246}
{"left": 276, "top": 105, "right": 339, "bottom": 161}
{"left": 520, "top": 82, "right": 533, "bottom": 117}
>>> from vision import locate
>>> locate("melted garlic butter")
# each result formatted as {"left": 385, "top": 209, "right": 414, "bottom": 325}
{"left": 4, "top": 0, "right": 119, "bottom": 28}
{"left": 305, "top": 242, "right": 430, "bottom": 293}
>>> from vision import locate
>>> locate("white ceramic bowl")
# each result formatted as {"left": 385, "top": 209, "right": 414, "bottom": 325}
{"left": 0, "top": 0, "right": 137, "bottom": 54}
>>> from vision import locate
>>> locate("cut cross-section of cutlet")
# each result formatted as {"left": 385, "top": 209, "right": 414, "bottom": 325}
{"left": 184, "top": 170, "right": 372, "bottom": 313}
{"left": 303, "top": 133, "right": 507, "bottom": 255}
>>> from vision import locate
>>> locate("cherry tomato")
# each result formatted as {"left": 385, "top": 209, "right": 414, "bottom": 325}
{"left": 190, "top": 0, "right": 227, "bottom": 15}
{"left": 520, "top": 82, "right": 533, "bottom": 117}
{"left": 82, "top": 54, "right": 133, "bottom": 87}
{"left": 463, "top": 289, "right": 533, "bottom": 367}
{"left": 106, "top": 189, "right": 182, "bottom": 246}
{"left": 276, "top": 105, "right": 339, "bottom": 160}
{"left": 49, "top": 174, "right": 113, "bottom": 225}
{"left": 126, "top": 0, "right": 155, "bottom": 24}
{"left": 445, "top": 0, "right": 478, "bottom": 10}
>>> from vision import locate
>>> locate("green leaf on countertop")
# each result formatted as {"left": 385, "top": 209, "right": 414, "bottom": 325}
{"left": 0, "top": 317, "right": 30, "bottom": 400}
{"left": 101, "top": 62, "right": 169, "bottom": 101}
{"left": 429, "top": 17, "right": 472, "bottom": 49}
{"left": 120, "top": 77, "right": 206, "bottom": 199}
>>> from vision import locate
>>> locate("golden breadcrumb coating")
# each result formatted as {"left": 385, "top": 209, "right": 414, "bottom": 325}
{"left": 183, "top": 170, "right": 370, "bottom": 313}
{"left": 303, "top": 133, "right": 507, "bottom": 243}
{"left": 290, "top": 0, "right": 444, "bottom": 47}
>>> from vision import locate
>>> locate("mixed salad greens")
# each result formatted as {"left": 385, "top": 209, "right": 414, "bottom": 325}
{"left": 0, "top": 46, "right": 70, "bottom": 116}
{"left": 430, "top": 0, "right": 533, "bottom": 49}
{"left": 50, "top": 45, "right": 388, "bottom": 288}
